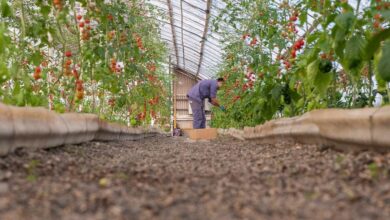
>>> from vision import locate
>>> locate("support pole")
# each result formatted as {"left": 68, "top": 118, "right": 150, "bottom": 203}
{"left": 180, "top": 0, "right": 186, "bottom": 68}
{"left": 167, "top": 0, "right": 180, "bottom": 65}
{"left": 173, "top": 63, "right": 177, "bottom": 130}
{"left": 196, "top": 0, "right": 212, "bottom": 78}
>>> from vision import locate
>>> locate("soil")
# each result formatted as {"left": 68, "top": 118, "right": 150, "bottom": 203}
{"left": 1, "top": 136, "right": 390, "bottom": 220}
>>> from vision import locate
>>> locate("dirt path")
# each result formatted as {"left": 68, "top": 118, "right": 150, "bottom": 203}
{"left": 1, "top": 136, "right": 390, "bottom": 220}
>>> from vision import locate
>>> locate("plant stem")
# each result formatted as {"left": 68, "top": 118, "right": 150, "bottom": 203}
{"left": 91, "top": 62, "right": 96, "bottom": 113}
{"left": 72, "top": 5, "right": 83, "bottom": 78}
{"left": 387, "top": 84, "right": 390, "bottom": 105}
{"left": 368, "top": 61, "right": 374, "bottom": 107}
{"left": 356, "top": 0, "right": 361, "bottom": 15}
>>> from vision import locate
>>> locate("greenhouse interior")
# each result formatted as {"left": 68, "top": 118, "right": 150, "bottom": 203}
{"left": 1, "top": 0, "right": 390, "bottom": 219}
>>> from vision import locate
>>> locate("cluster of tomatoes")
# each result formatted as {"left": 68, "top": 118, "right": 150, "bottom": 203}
{"left": 107, "top": 30, "right": 128, "bottom": 44}
{"left": 135, "top": 34, "right": 144, "bottom": 50}
{"left": 278, "top": 55, "right": 291, "bottom": 70}
{"left": 357, "top": 0, "right": 389, "bottom": 30}
{"left": 48, "top": 93, "right": 55, "bottom": 110}
{"left": 232, "top": 95, "right": 241, "bottom": 102}
{"left": 64, "top": 51, "right": 76, "bottom": 77}
{"left": 290, "top": 38, "right": 305, "bottom": 59}
{"left": 277, "top": 10, "right": 303, "bottom": 70}
{"left": 131, "top": 62, "right": 161, "bottom": 121}
{"left": 33, "top": 66, "right": 42, "bottom": 80}
{"left": 109, "top": 58, "right": 124, "bottom": 73}
{"left": 375, "top": 0, "right": 390, "bottom": 11}
{"left": 222, "top": 67, "right": 260, "bottom": 105}
{"left": 137, "top": 102, "right": 147, "bottom": 121}
{"left": 53, "top": 0, "right": 62, "bottom": 10}
{"left": 242, "top": 70, "right": 256, "bottom": 91}
{"left": 149, "top": 100, "right": 160, "bottom": 119}
{"left": 146, "top": 63, "right": 160, "bottom": 87}
{"left": 242, "top": 34, "right": 258, "bottom": 46}
{"left": 75, "top": 79, "right": 84, "bottom": 100}
{"left": 146, "top": 74, "right": 157, "bottom": 82}
{"left": 76, "top": 15, "right": 91, "bottom": 41}
{"left": 146, "top": 63, "right": 156, "bottom": 72}
{"left": 33, "top": 51, "right": 50, "bottom": 80}
{"left": 320, "top": 51, "right": 334, "bottom": 61}
{"left": 62, "top": 51, "right": 83, "bottom": 100}
{"left": 150, "top": 110, "right": 157, "bottom": 119}
{"left": 107, "top": 14, "right": 114, "bottom": 21}
{"left": 108, "top": 98, "right": 116, "bottom": 107}
{"left": 339, "top": 70, "right": 349, "bottom": 86}
{"left": 373, "top": 13, "right": 385, "bottom": 30}
{"left": 287, "top": 12, "right": 299, "bottom": 34}
{"left": 289, "top": 12, "right": 299, "bottom": 22}
{"left": 148, "top": 96, "right": 159, "bottom": 105}
{"left": 120, "top": 32, "right": 127, "bottom": 44}
{"left": 227, "top": 79, "right": 243, "bottom": 103}
{"left": 107, "top": 30, "right": 115, "bottom": 41}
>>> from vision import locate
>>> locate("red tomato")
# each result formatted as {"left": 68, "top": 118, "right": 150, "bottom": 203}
{"left": 35, "top": 66, "right": 42, "bottom": 74}
{"left": 65, "top": 51, "right": 72, "bottom": 57}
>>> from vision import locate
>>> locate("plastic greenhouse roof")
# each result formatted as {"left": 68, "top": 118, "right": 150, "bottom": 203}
{"left": 148, "top": 0, "right": 225, "bottom": 79}
{"left": 148, "top": 0, "right": 368, "bottom": 79}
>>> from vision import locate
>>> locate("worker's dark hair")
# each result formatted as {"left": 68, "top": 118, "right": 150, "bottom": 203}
{"left": 217, "top": 77, "right": 224, "bottom": 82}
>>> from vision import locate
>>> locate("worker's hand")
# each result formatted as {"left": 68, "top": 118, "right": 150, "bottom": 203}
{"left": 220, "top": 105, "right": 226, "bottom": 112}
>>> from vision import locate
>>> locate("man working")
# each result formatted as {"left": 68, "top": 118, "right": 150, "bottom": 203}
{"left": 187, "top": 78, "right": 225, "bottom": 129}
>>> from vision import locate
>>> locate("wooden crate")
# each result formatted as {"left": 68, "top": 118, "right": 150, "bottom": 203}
{"left": 184, "top": 128, "right": 218, "bottom": 140}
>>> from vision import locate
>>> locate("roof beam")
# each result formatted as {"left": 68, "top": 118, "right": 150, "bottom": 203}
{"left": 174, "top": 67, "right": 201, "bottom": 81}
{"left": 167, "top": 0, "right": 179, "bottom": 65}
{"left": 196, "top": 0, "right": 212, "bottom": 77}
{"left": 159, "top": 20, "right": 203, "bottom": 38}
{"left": 180, "top": 0, "right": 186, "bottom": 68}
{"left": 182, "top": 0, "right": 206, "bottom": 12}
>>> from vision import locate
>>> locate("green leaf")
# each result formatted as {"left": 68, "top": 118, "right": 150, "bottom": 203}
{"left": 318, "top": 34, "right": 331, "bottom": 52}
{"left": 270, "top": 85, "right": 283, "bottom": 100}
{"left": 307, "top": 59, "right": 333, "bottom": 94}
{"left": 30, "top": 51, "right": 43, "bottom": 66}
{"left": 307, "top": 31, "right": 320, "bottom": 44}
{"left": 1, "top": 0, "right": 13, "bottom": 18}
{"left": 332, "top": 25, "right": 347, "bottom": 59}
{"left": 344, "top": 35, "right": 366, "bottom": 72}
{"left": 335, "top": 12, "right": 355, "bottom": 32}
{"left": 364, "top": 28, "right": 390, "bottom": 60}
{"left": 307, "top": 60, "right": 320, "bottom": 83}
{"left": 335, "top": 27, "right": 346, "bottom": 42}
{"left": 0, "top": 24, "right": 6, "bottom": 54}
{"left": 380, "top": 10, "right": 390, "bottom": 20}
{"left": 332, "top": 11, "right": 355, "bottom": 60}
{"left": 324, "top": 13, "right": 337, "bottom": 28}
{"left": 40, "top": 6, "right": 51, "bottom": 18}
{"left": 377, "top": 41, "right": 390, "bottom": 82}
{"left": 304, "top": 47, "right": 321, "bottom": 66}
{"left": 0, "top": 61, "right": 9, "bottom": 83}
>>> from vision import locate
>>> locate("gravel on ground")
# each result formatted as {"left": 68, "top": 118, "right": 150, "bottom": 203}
{"left": 1, "top": 136, "right": 390, "bottom": 220}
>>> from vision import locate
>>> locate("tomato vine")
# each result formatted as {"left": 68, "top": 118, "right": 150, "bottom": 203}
{"left": 211, "top": 0, "right": 390, "bottom": 128}
{"left": 0, "top": 0, "right": 170, "bottom": 128}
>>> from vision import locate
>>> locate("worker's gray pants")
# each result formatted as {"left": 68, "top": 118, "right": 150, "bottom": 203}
{"left": 189, "top": 99, "right": 206, "bottom": 129}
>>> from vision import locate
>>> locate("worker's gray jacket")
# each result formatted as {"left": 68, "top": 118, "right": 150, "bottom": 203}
{"left": 187, "top": 79, "right": 218, "bottom": 103}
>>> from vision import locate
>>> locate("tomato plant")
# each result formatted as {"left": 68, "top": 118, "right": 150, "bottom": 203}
{"left": 211, "top": 0, "right": 390, "bottom": 128}
{"left": 0, "top": 0, "right": 170, "bottom": 127}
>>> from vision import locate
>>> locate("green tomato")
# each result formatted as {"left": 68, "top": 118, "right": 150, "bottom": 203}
{"left": 319, "top": 59, "right": 333, "bottom": 73}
